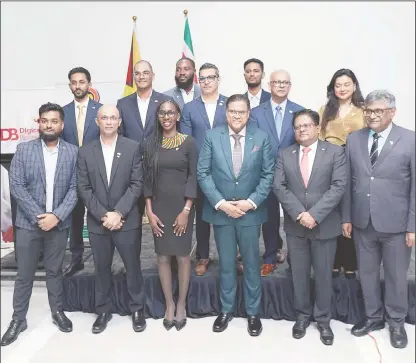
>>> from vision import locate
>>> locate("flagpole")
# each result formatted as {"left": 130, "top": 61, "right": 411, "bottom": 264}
{"left": 183, "top": 9, "right": 188, "bottom": 17}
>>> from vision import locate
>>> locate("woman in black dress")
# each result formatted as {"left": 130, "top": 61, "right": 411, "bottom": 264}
{"left": 143, "top": 100, "right": 197, "bottom": 331}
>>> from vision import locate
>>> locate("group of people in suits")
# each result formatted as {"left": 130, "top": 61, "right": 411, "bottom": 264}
{"left": 1, "top": 57, "right": 414, "bottom": 351}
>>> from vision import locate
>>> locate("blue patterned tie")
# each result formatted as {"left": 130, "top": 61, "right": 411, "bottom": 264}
{"left": 275, "top": 105, "right": 283, "bottom": 139}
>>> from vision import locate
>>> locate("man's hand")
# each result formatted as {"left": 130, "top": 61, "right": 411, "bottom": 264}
{"left": 297, "top": 212, "right": 316, "bottom": 229}
{"left": 219, "top": 202, "right": 246, "bottom": 219}
{"left": 101, "top": 215, "right": 124, "bottom": 230}
{"left": 342, "top": 223, "right": 353, "bottom": 239}
{"left": 37, "top": 213, "right": 59, "bottom": 231}
{"left": 102, "top": 211, "right": 122, "bottom": 230}
{"left": 406, "top": 232, "right": 415, "bottom": 247}
{"left": 229, "top": 200, "right": 254, "bottom": 213}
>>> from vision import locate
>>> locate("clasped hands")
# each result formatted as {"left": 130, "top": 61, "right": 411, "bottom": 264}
{"left": 219, "top": 200, "right": 253, "bottom": 218}
{"left": 37, "top": 213, "right": 59, "bottom": 231}
{"left": 101, "top": 211, "right": 124, "bottom": 231}
{"left": 297, "top": 212, "right": 317, "bottom": 229}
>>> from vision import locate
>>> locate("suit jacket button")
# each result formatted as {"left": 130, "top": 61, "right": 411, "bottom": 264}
{"left": 367, "top": 194, "right": 370, "bottom": 197}
{"left": 370, "top": 177, "right": 374, "bottom": 180}
{"left": 235, "top": 182, "right": 238, "bottom": 185}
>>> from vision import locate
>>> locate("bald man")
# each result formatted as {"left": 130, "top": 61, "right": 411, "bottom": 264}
{"left": 77, "top": 105, "right": 146, "bottom": 334}
{"left": 249, "top": 70, "right": 305, "bottom": 276}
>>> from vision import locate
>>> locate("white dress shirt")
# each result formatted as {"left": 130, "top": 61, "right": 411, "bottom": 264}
{"left": 137, "top": 91, "right": 152, "bottom": 127}
{"left": 41, "top": 139, "right": 60, "bottom": 212}
{"left": 201, "top": 95, "right": 218, "bottom": 128}
{"left": 247, "top": 89, "right": 262, "bottom": 109}
{"left": 180, "top": 86, "right": 195, "bottom": 104}
{"left": 368, "top": 122, "right": 393, "bottom": 155}
{"left": 271, "top": 98, "right": 288, "bottom": 120}
{"left": 299, "top": 139, "right": 318, "bottom": 180}
{"left": 100, "top": 136, "right": 117, "bottom": 185}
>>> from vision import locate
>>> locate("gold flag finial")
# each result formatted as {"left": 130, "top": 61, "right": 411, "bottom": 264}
{"left": 132, "top": 16, "right": 137, "bottom": 22}
{"left": 183, "top": 9, "right": 188, "bottom": 17}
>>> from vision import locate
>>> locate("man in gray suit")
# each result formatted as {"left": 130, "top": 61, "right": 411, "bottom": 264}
{"left": 77, "top": 104, "right": 146, "bottom": 334}
{"left": 164, "top": 57, "right": 201, "bottom": 111}
{"left": 274, "top": 109, "right": 347, "bottom": 346}
{"left": 1, "top": 103, "right": 78, "bottom": 346}
{"left": 342, "top": 90, "right": 415, "bottom": 349}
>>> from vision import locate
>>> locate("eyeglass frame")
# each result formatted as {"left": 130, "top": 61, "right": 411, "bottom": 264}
{"left": 293, "top": 123, "right": 316, "bottom": 131}
{"left": 363, "top": 108, "right": 393, "bottom": 117}
{"left": 157, "top": 110, "right": 178, "bottom": 118}
{"left": 269, "top": 80, "right": 291, "bottom": 87}
{"left": 198, "top": 75, "right": 219, "bottom": 83}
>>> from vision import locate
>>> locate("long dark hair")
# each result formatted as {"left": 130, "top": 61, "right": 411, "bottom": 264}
{"left": 143, "top": 100, "right": 181, "bottom": 191}
{"left": 321, "top": 68, "right": 364, "bottom": 132}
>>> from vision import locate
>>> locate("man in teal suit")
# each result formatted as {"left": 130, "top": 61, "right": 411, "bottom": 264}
{"left": 197, "top": 94, "right": 275, "bottom": 336}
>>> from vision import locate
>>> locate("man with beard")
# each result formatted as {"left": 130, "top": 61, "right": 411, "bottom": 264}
{"left": 1, "top": 103, "right": 78, "bottom": 346}
{"left": 61, "top": 67, "right": 102, "bottom": 277}
{"left": 164, "top": 57, "right": 201, "bottom": 111}
{"left": 243, "top": 58, "right": 271, "bottom": 109}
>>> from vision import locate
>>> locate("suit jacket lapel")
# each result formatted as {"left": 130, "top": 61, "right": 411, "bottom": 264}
{"left": 92, "top": 140, "right": 109, "bottom": 191}
{"left": 238, "top": 128, "right": 255, "bottom": 177}
{"left": 194, "top": 85, "right": 202, "bottom": 99}
{"left": 359, "top": 128, "right": 372, "bottom": 172}
{"left": 291, "top": 145, "right": 305, "bottom": 189}
{"left": 374, "top": 124, "right": 400, "bottom": 169}
{"left": 196, "top": 98, "right": 211, "bottom": 129}
{"left": 212, "top": 96, "right": 226, "bottom": 128}
{"left": 264, "top": 102, "right": 279, "bottom": 144}
{"left": 83, "top": 101, "right": 98, "bottom": 139}
{"left": 35, "top": 139, "right": 46, "bottom": 190}
{"left": 307, "top": 140, "right": 326, "bottom": 186}
{"left": 172, "top": 88, "right": 185, "bottom": 109}
{"left": 129, "top": 94, "right": 144, "bottom": 130}
{"left": 66, "top": 101, "right": 79, "bottom": 144}
{"left": 144, "top": 93, "right": 160, "bottom": 132}
{"left": 53, "top": 140, "right": 65, "bottom": 187}
{"left": 220, "top": 129, "right": 234, "bottom": 178}
{"left": 279, "top": 101, "right": 293, "bottom": 145}
{"left": 108, "top": 137, "right": 124, "bottom": 188}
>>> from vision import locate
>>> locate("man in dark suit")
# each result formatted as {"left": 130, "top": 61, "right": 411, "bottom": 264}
{"left": 243, "top": 58, "right": 271, "bottom": 109}
{"left": 1, "top": 103, "right": 78, "bottom": 346}
{"left": 274, "top": 109, "right": 347, "bottom": 346}
{"left": 180, "top": 63, "right": 228, "bottom": 276}
{"left": 250, "top": 69, "right": 304, "bottom": 276}
{"left": 77, "top": 104, "right": 145, "bottom": 334}
{"left": 61, "top": 67, "right": 102, "bottom": 277}
{"left": 117, "top": 60, "right": 172, "bottom": 262}
{"left": 164, "top": 57, "right": 202, "bottom": 111}
{"left": 342, "top": 90, "right": 415, "bottom": 349}
{"left": 197, "top": 94, "right": 275, "bottom": 336}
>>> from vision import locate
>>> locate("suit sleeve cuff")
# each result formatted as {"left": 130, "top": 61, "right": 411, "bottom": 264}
{"left": 247, "top": 199, "right": 257, "bottom": 210}
{"left": 215, "top": 199, "right": 226, "bottom": 210}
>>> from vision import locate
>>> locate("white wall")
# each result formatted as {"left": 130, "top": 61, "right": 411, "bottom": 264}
{"left": 1, "top": 1, "right": 415, "bottom": 152}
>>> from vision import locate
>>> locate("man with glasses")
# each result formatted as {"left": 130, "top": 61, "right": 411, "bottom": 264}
{"left": 180, "top": 63, "right": 228, "bottom": 276}
{"left": 274, "top": 109, "right": 347, "bottom": 345}
{"left": 243, "top": 58, "right": 271, "bottom": 109}
{"left": 197, "top": 94, "right": 274, "bottom": 336}
{"left": 249, "top": 70, "right": 304, "bottom": 276}
{"left": 342, "top": 90, "right": 415, "bottom": 349}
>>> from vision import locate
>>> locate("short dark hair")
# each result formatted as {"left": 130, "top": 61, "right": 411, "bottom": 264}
{"left": 243, "top": 58, "right": 264, "bottom": 72}
{"left": 176, "top": 57, "right": 195, "bottom": 69}
{"left": 199, "top": 63, "right": 219, "bottom": 77}
{"left": 39, "top": 102, "right": 65, "bottom": 121}
{"left": 292, "top": 109, "right": 320, "bottom": 127}
{"left": 226, "top": 94, "right": 250, "bottom": 110}
{"left": 68, "top": 67, "right": 91, "bottom": 83}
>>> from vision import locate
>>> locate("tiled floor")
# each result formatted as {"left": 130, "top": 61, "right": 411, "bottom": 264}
{"left": 1, "top": 283, "right": 414, "bottom": 363}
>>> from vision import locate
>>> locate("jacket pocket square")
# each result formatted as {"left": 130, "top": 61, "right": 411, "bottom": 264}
{"left": 251, "top": 146, "right": 260, "bottom": 153}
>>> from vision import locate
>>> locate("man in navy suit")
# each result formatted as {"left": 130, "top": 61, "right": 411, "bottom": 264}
{"left": 116, "top": 60, "right": 172, "bottom": 263}
{"left": 180, "top": 63, "right": 228, "bottom": 276}
{"left": 243, "top": 58, "right": 271, "bottom": 109}
{"left": 249, "top": 69, "right": 304, "bottom": 276}
{"left": 61, "top": 67, "right": 102, "bottom": 277}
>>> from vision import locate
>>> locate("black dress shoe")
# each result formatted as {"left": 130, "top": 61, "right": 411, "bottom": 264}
{"left": 213, "top": 313, "right": 233, "bottom": 333}
{"left": 163, "top": 319, "right": 175, "bottom": 331}
{"left": 389, "top": 327, "right": 408, "bottom": 349}
{"left": 292, "top": 319, "right": 310, "bottom": 339}
{"left": 351, "top": 319, "right": 385, "bottom": 337}
{"left": 332, "top": 270, "right": 340, "bottom": 278}
{"left": 344, "top": 271, "right": 356, "bottom": 279}
{"left": 63, "top": 262, "right": 84, "bottom": 278}
{"left": 317, "top": 324, "right": 334, "bottom": 345}
{"left": 1, "top": 320, "right": 27, "bottom": 346}
{"left": 132, "top": 310, "right": 146, "bottom": 332}
{"left": 92, "top": 313, "right": 112, "bottom": 334}
{"left": 52, "top": 311, "right": 73, "bottom": 332}
{"left": 247, "top": 315, "right": 262, "bottom": 337}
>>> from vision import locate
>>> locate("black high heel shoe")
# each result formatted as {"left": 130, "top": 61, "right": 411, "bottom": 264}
{"left": 174, "top": 308, "right": 187, "bottom": 331}
{"left": 163, "top": 318, "right": 175, "bottom": 331}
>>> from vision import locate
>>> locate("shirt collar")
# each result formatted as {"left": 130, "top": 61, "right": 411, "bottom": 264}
{"left": 201, "top": 94, "right": 219, "bottom": 104}
{"left": 300, "top": 139, "right": 318, "bottom": 153}
{"left": 270, "top": 98, "right": 288, "bottom": 113}
{"left": 74, "top": 98, "right": 89, "bottom": 108}
{"left": 228, "top": 126, "right": 247, "bottom": 137}
{"left": 247, "top": 89, "right": 262, "bottom": 101}
{"left": 180, "top": 86, "right": 194, "bottom": 96}
{"left": 100, "top": 135, "right": 118, "bottom": 148}
{"left": 137, "top": 90, "right": 153, "bottom": 102}
{"left": 41, "top": 138, "right": 60, "bottom": 150}
{"left": 369, "top": 122, "right": 393, "bottom": 139}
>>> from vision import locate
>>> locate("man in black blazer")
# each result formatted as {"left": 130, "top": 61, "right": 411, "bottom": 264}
{"left": 77, "top": 104, "right": 145, "bottom": 334}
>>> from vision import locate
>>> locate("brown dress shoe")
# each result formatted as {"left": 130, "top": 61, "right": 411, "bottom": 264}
{"left": 261, "top": 263, "right": 277, "bottom": 276}
{"left": 195, "top": 259, "right": 210, "bottom": 276}
{"left": 276, "top": 249, "right": 286, "bottom": 264}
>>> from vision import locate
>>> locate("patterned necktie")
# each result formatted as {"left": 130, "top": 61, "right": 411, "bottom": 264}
{"left": 231, "top": 134, "right": 243, "bottom": 177}
{"left": 77, "top": 104, "right": 85, "bottom": 146}
{"left": 275, "top": 105, "right": 283, "bottom": 139}
{"left": 370, "top": 133, "right": 380, "bottom": 167}
{"left": 300, "top": 147, "right": 311, "bottom": 187}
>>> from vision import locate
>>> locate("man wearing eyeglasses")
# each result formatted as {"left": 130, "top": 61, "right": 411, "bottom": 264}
{"left": 249, "top": 70, "right": 304, "bottom": 276}
{"left": 180, "top": 63, "right": 228, "bottom": 276}
{"left": 243, "top": 58, "right": 271, "bottom": 109}
{"left": 341, "top": 90, "right": 415, "bottom": 349}
{"left": 274, "top": 109, "right": 347, "bottom": 345}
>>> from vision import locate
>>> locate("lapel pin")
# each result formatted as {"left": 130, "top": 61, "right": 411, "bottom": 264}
{"left": 116, "top": 152, "right": 121, "bottom": 158}
{"left": 92, "top": 106, "right": 95, "bottom": 109}
{"left": 219, "top": 102, "right": 223, "bottom": 106}
{"left": 289, "top": 110, "right": 293, "bottom": 113}
{"left": 322, "top": 148, "right": 325, "bottom": 151}
{"left": 155, "top": 100, "right": 159, "bottom": 103}
{"left": 292, "top": 150, "right": 296, "bottom": 153}
{"left": 389, "top": 140, "right": 393, "bottom": 145}
{"left": 176, "top": 147, "right": 179, "bottom": 151}
{"left": 249, "top": 137, "right": 253, "bottom": 140}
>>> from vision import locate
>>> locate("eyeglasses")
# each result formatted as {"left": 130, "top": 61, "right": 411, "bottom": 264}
{"left": 363, "top": 108, "right": 392, "bottom": 117}
{"left": 100, "top": 116, "right": 119, "bottom": 122}
{"left": 228, "top": 110, "right": 248, "bottom": 116}
{"left": 293, "top": 123, "right": 315, "bottom": 131}
{"left": 158, "top": 110, "right": 177, "bottom": 118}
{"left": 199, "top": 75, "right": 218, "bottom": 83}
{"left": 270, "top": 80, "right": 291, "bottom": 87}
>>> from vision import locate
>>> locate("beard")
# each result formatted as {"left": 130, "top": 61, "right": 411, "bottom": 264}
{"left": 246, "top": 80, "right": 261, "bottom": 88}
{"left": 72, "top": 88, "right": 89, "bottom": 99}
{"left": 39, "top": 129, "right": 62, "bottom": 142}
{"left": 175, "top": 75, "right": 194, "bottom": 90}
